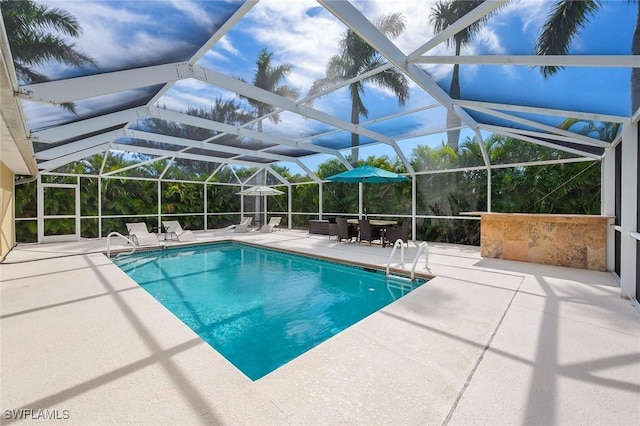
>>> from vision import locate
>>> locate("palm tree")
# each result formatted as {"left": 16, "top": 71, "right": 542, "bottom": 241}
{"left": 429, "top": 0, "right": 495, "bottom": 152}
{"left": 310, "top": 13, "right": 409, "bottom": 165}
{"left": 1, "top": 0, "right": 94, "bottom": 83}
{"left": 536, "top": 0, "right": 640, "bottom": 113}
{"left": 242, "top": 48, "right": 299, "bottom": 132}
{"left": 559, "top": 117, "right": 621, "bottom": 142}
{"left": 1, "top": 0, "right": 95, "bottom": 113}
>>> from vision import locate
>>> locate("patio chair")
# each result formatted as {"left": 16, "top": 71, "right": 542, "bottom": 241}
{"left": 358, "top": 219, "right": 381, "bottom": 246}
{"left": 162, "top": 220, "right": 196, "bottom": 242}
{"left": 336, "top": 217, "right": 357, "bottom": 243}
{"left": 386, "top": 221, "right": 409, "bottom": 247}
{"left": 125, "top": 222, "right": 160, "bottom": 247}
{"left": 234, "top": 217, "right": 252, "bottom": 233}
{"left": 260, "top": 216, "right": 282, "bottom": 233}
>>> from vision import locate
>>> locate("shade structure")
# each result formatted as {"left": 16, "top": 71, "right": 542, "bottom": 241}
{"left": 325, "top": 165, "right": 409, "bottom": 217}
{"left": 237, "top": 185, "right": 285, "bottom": 227}
{"left": 325, "top": 165, "right": 409, "bottom": 184}
{"left": 236, "top": 185, "right": 285, "bottom": 196}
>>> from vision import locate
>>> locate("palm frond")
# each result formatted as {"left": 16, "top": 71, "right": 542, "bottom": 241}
{"left": 308, "top": 56, "right": 350, "bottom": 96}
{"left": 370, "top": 67, "right": 409, "bottom": 106}
{"left": 374, "top": 12, "right": 405, "bottom": 39}
{"left": 429, "top": 0, "right": 496, "bottom": 50}
{"left": 37, "top": 7, "right": 82, "bottom": 37}
{"left": 429, "top": 1, "right": 456, "bottom": 49}
{"left": 310, "top": 11, "right": 411, "bottom": 163}
{"left": 2, "top": 0, "right": 95, "bottom": 89}
{"left": 244, "top": 47, "right": 296, "bottom": 127}
{"left": 536, "top": 0, "right": 602, "bottom": 77}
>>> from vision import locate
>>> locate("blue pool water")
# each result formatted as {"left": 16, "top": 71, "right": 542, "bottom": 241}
{"left": 114, "top": 242, "right": 426, "bottom": 380}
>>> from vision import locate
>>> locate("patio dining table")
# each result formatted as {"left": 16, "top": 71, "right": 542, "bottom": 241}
{"left": 347, "top": 219, "right": 398, "bottom": 247}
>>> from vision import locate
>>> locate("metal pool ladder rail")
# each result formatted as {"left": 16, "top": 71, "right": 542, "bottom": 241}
{"left": 107, "top": 231, "right": 136, "bottom": 258}
{"left": 386, "top": 239, "right": 406, "bottom": 276}
{"left": 411, "top": 242, "right": 429, "bottom": 280}
{"left": 386, "top": 240, "right": 429, "bottom": 280}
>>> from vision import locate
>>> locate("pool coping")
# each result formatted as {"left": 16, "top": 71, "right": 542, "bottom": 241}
{"left": 107, "top": 236, "right": 436, "bottom": 281}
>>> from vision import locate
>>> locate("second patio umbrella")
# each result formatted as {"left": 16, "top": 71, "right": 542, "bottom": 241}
{"left": 237, "top": 185, "right": 285, "bottom": 226}
{"left": 237, "top": 185, "right": 284, "bottom": 197}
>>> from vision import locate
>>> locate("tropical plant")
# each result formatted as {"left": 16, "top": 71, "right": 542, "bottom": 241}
{"left": 429, "top": 0, "right": 498, "bottom": 152}
{"left": 412, "top": 142, "right": 459, "bottom": 171}
{"left": 13, "top": 137, "right": 602, "bottom": 244}
{"left": 1, "top": 0, "right": 95, "bottom": 113}
{"left": 559, "top": 118, "right": 621, "bottom": 142}
{"left": 484, "top": 133, "right": 601, "bottom": 214}
{"left": 536, "top": 0, "right": 640, "bottom": 113}
{"left": 310, "top": 13, "right": 409, "bottom": 164}
{"left": 241, "top": 48, "right": 299, "bottom": 132}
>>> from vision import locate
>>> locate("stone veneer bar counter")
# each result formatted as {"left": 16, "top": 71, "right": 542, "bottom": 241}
{"left": 478, "top": 213, "right": 611, "bottom": 271}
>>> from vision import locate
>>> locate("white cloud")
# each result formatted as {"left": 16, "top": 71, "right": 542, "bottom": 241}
{"left": 201, "top": 49, "right": 232, "bottom": 66}
{"left": 23, "top": 88, "right": 153, "bottom": 130}
{"left": 217, "top": 35, "right": 242, "bottom": 58}
{"left": 499, "top": 0, "right": 550, "bottom": 35}
{"left": 163, "top": 79, "right": 240, "bottom": 113}
{"left": 260, "top": 111, "right": 324, "bottom": 139}
{"left": 352, "top": 0, "right": 440, "bottom": 55}
{"left": 476, "top": 27, "right": 507, "bottom": 55}
{"left": 37, "top": 1, "right": 173, "bottom": 72}
{"left": 233, "top": 0, "right": 463, "bottom": 107}
{"left": 305, "top": 87, "right": 351, "bottom": 117}
{"left": 170, "top": 0, "right": 215, "bottom": 30}
{"left": 26, "top": 0, "right": 571, "bottom": 140}
{"left": 51, "top": 1, "right": 145, "bottom": 25}
{"left": 241, "top": 0, "right": 345, "bottom": 92}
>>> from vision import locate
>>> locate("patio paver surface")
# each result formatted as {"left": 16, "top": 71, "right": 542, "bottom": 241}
{"left": 1, "top": 229, "right": 638, "bottom": 425}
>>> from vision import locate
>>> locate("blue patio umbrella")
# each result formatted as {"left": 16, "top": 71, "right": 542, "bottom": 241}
{"left": 325, "top": 165, "right": 409, "bottom": 217}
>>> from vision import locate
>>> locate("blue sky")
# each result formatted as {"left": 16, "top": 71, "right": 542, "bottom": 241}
{"left": 24, "top": 0, "right": 636, "bottom": 174}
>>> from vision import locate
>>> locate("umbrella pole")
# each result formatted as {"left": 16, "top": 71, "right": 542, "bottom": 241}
{"left": 263, "top": 195, "right": 267, "bottom": 227}
{"left": 358, "top": 182, "right": 364, "bottom": 219}
{"left": 364, "top": 183, "right": 368, "bottom": 219}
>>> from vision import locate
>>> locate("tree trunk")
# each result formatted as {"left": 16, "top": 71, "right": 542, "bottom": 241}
{"left": 447, "top": 40, "right": 462, "bottom": 152}
{"left": 351, "top": 102, "right": 359, "bottom": 165}
{"left": 631, "top": 2, "right": 640, "bottom": 114}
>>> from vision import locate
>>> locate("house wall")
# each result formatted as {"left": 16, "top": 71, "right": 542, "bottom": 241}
{"left": 480, "top": 213, "right": 610, "bottom": 271}
{"left": 0, "top": 161, "right": 15, "bottom": 260}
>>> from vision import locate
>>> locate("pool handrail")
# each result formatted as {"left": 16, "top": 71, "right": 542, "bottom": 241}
{"left": 385, "top": 238, "right": 405, "bottom": 276}
{"left": 410, "top": 241, "right": 429, "bottom": 280}
{"left": 107, "top": 231, "right": 136, "bottom": 258}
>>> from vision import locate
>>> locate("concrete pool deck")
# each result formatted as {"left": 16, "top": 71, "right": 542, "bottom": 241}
{"left": 1, "top": 229, "right": 639, "bottom": 425}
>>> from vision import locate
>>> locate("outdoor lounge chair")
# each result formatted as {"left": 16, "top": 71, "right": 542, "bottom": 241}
{"left": 386, "top": 221, "right": 409, "bottom": 247}
{"left": 162, "top": 220, "right": 196, "bottom": 242}
{"left": 358, "top": 219, "right": 381, "bottom": 246}
{"left": 260, "top": 216, "right": 282, "bottom": 233}
{"left": 234, "top": 217, "right": 252, "bottom": 233}
{"left": 125, "top": 222, "right": 160, "bottom": 247}
{"left": 336, "top": 217, "right": 357, "bottom": 243}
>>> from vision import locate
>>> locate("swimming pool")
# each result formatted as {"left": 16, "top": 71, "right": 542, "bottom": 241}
{"left": 114, "top": 242, "right": 426, "bottom": 380}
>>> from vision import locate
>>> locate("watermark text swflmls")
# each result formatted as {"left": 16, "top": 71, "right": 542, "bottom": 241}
{"left": 4, "top": 409, "right": 70, "bottom": 420}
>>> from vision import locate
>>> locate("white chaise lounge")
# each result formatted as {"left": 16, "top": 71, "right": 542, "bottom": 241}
{"left": 234, "top": 217, "right": 252, "bottom": 233}
{"left": 260, "top": 216, "right": 282, "bottom": 233}
{"left": 162, "top": 220, "right": 196, "bottom": 242}
{"left": 125, "top": 222, "right": 160, "bottom": 247}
